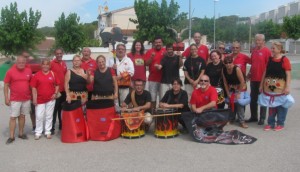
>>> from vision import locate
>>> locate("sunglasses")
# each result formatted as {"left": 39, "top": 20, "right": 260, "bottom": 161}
{"left": 232, "top": 47, "right": 239, "bottom": 49}
{"left": 224, "top": 61, "right": 233, "bottom": 64}
{"left": 218, "top": 47, "right": 225, "bottom": 50}
{"left": 200, "top": 79, "right": 209, "bottom": 82}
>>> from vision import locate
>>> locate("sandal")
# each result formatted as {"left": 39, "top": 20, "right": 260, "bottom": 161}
{"left": 18, "top": 134, "right": 28, "bottom": 140}
{"left": 6, "top": 138, "right": 15, "bottom": 145}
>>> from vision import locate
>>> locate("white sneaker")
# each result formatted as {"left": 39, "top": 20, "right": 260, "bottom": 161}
{"left": 35, "top": 135, "right": 41, "bottom": 140}
{"left": 46, "top": 134, "right": 52, "bottom": 139}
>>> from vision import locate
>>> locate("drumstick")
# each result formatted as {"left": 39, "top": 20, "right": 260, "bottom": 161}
{"left": 111, "top": 112, "right": 182, "bottom": 121}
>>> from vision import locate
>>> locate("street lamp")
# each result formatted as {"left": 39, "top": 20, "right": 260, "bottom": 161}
{"left": 188, "top": 0, "right": 191, "bottom": 45}
{"left": 213, "top": 0, "right": 218, "bottom": 49}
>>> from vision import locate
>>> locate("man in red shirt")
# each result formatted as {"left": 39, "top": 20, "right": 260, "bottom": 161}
{"left": 227, "top": 41, "right": 250, "bottom": 77}
{"left": 81, "top": 47, "right": 97, "bottom": 100}
{"left": 190, "top": 75, "right": 218, "bottom": 114}
{"left": 50, "top": 48, "right": 67, "bottom": 134}
{"left": 145, "top": 36, "right": 166, "bottom": 109}
{"left": 247, "top": 34, "right": 271, "bottom": 124}
{"left": 182, "top": 32, "right": 209, "bottom": 62}
{"left": 4, "top": 55, "right": 32, "bottom": 144}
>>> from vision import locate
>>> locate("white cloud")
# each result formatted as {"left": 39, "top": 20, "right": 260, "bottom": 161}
{"left": 0, "top": 0, "right": 93, "bottom": 27}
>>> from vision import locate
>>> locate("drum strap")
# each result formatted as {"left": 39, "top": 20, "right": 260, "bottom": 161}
{"left": 131, "top": 91, "right": 139, "bottom": 107}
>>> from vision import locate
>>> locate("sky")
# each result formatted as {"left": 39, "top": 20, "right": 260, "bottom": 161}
{"left": 0, "top": 0, "right": 294, "bottom": 27}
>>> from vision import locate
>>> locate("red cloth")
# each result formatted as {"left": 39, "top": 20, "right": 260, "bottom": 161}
{"left": 145, "top": 48, "right": 166, "bottom": 82}
{"left": 81, "top": 58, "right": 97, "bottom": 91}
{"left": 50, "top": 59, "right": 67, "bottom": 92}
{"left": 30, "top": 71, "right": 60, "bottom": 104}
{"left": 250, "top": 46, "right": 271, "bottom": 81}
{"left": 4, "top": 65, "right": 32, "bottom": 101}
{"left": 127, "top": 52, "right": 146, "bottom": 81}
{"left": 272, "top": 56, "right": 291, "bottom": 71}
{"left": 182, "top": 45, "right": 209, "bottom": 61}
{"left": 226, "top": 53, "right": 250, "bottom": 75}
{"left": 190, "top": 86, "right": 218, "bottom": 108}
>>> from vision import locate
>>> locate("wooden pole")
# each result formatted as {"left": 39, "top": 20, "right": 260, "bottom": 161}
{"left": 112, "top": 112, "right": 182, "bottom": 121}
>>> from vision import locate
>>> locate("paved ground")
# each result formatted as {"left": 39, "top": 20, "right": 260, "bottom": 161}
{"left": 1, "top": 56, "right": 300, "bottom": 172}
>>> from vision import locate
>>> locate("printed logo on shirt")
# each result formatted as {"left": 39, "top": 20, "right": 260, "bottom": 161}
{"left": 49, "top": 77, "right": 53, "bottom": 80}
{"left": 200, "top": 50, "right": 204, "bottom": 53}
{"left": 76, "top": 118, "right": 80, "bottom": 123}
{"left": 205, "top": 96, "right": 208, "bottom": 100}
{"left": 259, "top": 52, "right": 263, "bottom": 56}
{"left": 135, "top": 59, "right": 144, "bottom": 66}
{"left": 89, "top": 64, "right": 94, "bottom": 67}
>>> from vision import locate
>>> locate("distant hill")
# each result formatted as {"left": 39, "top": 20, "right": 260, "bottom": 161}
{"left": 38, "top": 26, "right": 55, "bottom": 37}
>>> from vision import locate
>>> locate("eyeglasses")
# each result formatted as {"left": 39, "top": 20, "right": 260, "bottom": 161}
{"left": 218, "top": 47, "right": 225, "bottom": 50}
{"left": 200, "top": 79, "right": 209, "bottom": 83}
{"left": 224, "top": 61, "right": 233, "bottom": 65}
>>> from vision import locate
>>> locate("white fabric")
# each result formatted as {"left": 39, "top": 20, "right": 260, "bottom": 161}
{"left": 160, "top": 83, "right": 172, "bottom": 99}
{"left": 148, "top": 81, "right": 160, "bottom": 102}
{"left": 107, "top": 56, "right": 134, "bottom": 77}
{"left": 258, "top": 93, "right": 295, "bottom": 108}
{"left": 9, "top": 100, "right": 31, "bottom": 117}
{"left": 184, "top": 84, "right": 194, "bottom": 102}
{"left": 115, "top": 88, "right": 129, "bottom": 106}
{"left": 35, "top": 99, "right": 55, "bottom": 135}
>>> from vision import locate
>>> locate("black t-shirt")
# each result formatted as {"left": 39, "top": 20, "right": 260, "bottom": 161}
{"left": 69, "top": 70, "right": 87, "bottom": 92}
{"left": 160, "top": 55, "right": 180, "bottom": 84}
{"left": 183, "top": 57, "right": 206, "bottom": 84}
{"left": 160, "top": 89, "right": 190, "bottom": 112}
{"left": 124, "top": 90, "right": 151, "bottom": 107}
{"left": 205, "top": 62, "right": 224, "bottom": 87}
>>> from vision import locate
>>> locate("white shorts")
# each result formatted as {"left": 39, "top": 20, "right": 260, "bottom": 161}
{"left": 160, "top": 83, "right": 172, "bottom": 99}
{"left": 148, "top": 81, "right": 160, "bottom": 102}
{"left": 9, "top": 100, "right": 31, "bottom": 117}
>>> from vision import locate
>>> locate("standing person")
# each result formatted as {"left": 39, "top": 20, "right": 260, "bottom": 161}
{"left": 107, "top": 44, "right": 134, "bottom": 106}
{"left": 4, "top": 55, "right": 32, "bottom": 144}
{"left": 31, "top": 58, "right": 60, "bottom": 140}
{"left": 145, "top": 36, "right": 166, "bottom": 109}
{"left": 50, "top": 48, "right": 67, "bottom": 135}
{"left": 259, "top": 42, "right": 293, "bottom": 131}
{"left": 205, "top": 50, "right": 225, "bottom": 109}
{"left": 156, "top": 43, "right": 183, "bottom": 98}
{"left": 65, "top": 55, "right": 88, "bottom": 104}
{"left": 89, "top": 55, "right": 118, "bottom": 103}
{"left": 227, "top": 41, "right": 250, "bottom": 77}
{"left": 183, "top": 44, "right": 206, "bottom": 101}
{"left": 190, "top": 75, "right": 218, "bottom": 114}
{"left": 246, "top": 34, "right": 271, "bottom": 125}
{"left": 159, "top": 78, "right": 189, "bottom": 131}
{"left": 217, "top": 42, "right": 226, "bottom": 61}
{"left": 222, "top": 56, "right": 248, "bottom": 128}
{"left": 81, "top": 47, "right": 97, "bottom": 100}
{"left": 182, "top": 32, "right": 209, "bottom": 62}
{"left": 127, "top": 40, "right": 146, "bottom": 82}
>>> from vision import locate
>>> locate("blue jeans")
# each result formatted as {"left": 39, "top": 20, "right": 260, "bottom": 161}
{"left": 267, "top": 106, "right": 288, "bottom": 127}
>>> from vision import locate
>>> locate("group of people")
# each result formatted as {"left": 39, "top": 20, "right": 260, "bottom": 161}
{"left": 3, "top": 32, "right": 293, "bottom": 145}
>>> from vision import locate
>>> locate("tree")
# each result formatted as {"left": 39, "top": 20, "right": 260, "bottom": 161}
{"left": 0, "top": 2, "right": 44, "bottom": 57}
{"left": 54, "top": 13, "right": 85, "bottom": 53}
{"left": 282, "top": 15, "right": 300, "bottom": 53}
{"left": 130, "top": 0, "right": 187, "bottom": 44}
{"left": 253, "top": 20, "right": 281, "bottom": 41}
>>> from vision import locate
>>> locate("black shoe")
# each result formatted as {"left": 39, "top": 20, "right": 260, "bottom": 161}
{"left": 51, "top": 130, "right": 55, "bottom": 135}
{"left": 258, "top": 119, "right": 264, "bottom": 125}
{"left": 18, "top": 134, "right": 28, "bottom": 140}
{"left": 246, "top": 118, "right": 258, "bottom": 123}
{"left": 6, "top": 138, "right": 15, "bottom": 145}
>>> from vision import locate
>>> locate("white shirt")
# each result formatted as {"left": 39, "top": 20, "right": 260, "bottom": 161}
{"left": 107, "top": 56, "right": 134, "bottom": 77}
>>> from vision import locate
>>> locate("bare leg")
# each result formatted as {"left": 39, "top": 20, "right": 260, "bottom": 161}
{"left": 9, "top": 117, "right": 17, "bottom": 138}
{"left": 18, "top": 114, "right": 26, "bottom": 136}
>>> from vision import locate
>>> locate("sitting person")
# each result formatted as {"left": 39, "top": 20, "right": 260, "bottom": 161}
{"left": 159, "top": 78, "right": 189, "bottom": 132}
{"left": 190, "top": 75, "right": 218, "bottom": 114}
{"left": 121, "top": 79, "right": 152, "bottom": 130}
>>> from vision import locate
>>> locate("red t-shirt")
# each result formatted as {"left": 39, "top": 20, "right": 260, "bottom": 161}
{"left": 272, "top": 56, "right": 291, "bottom": 71}
{"left": 30, "top": 71, "right": 60, "bottom": 104}
{"left": 145, "top": 48, "right": 166, "bottom": 82}
{"left": 182, "top": 44, "right": 209, "bottom": 61}
{"left": 4, "top": 66, "right": 32, "bottom": 101}
{"left": 190, "top": 86, "right": 218, "bottom": 108}
{"left": 50, "top": 59, "right": 67, "bottom": 92}
{"left": 227, "top": 53, "right": 250, "bottom": 75}
{"left": 81, "top": 58, "right": 97, "bottom": 91}
{"left": 127, "top": 52, "right": 146, "bottom": 81}
{"left": 250, "top": 46, "right": 271, "bottom": 81}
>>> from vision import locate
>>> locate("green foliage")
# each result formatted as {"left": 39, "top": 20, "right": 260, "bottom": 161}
{"left": 54, "top": 13, "right": 85, "bottom": 53}
{"left": 130, "top": 0, "right": 187, "bottom": 44}
{"left": 282, "top": 15, "right": 300, "bottom": 40}
{"left": 253, "top": 20, "right": 281, "bottom": 41}
{"left": 0, "top": 2, "right": 44, "bottom": 57}
{"left": 38, "top": 26, "right": 55, "bottom": 37}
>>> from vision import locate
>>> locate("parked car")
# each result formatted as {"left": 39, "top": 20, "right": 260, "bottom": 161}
{"left": 224, "top": 46, "right": 232, "bottom": 54}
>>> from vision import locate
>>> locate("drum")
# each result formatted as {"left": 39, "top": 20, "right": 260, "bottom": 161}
{"left": 86, "top": 100, "right": 121, "bottom": 141}
{"left": 121, "top": 110, "right": 145, "bottom": 139}
{"left": 154, "top": 108, "right": 179, "bottom": 138}
{"left": 216, "top": 87, "right": 225, "bottom": 104}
